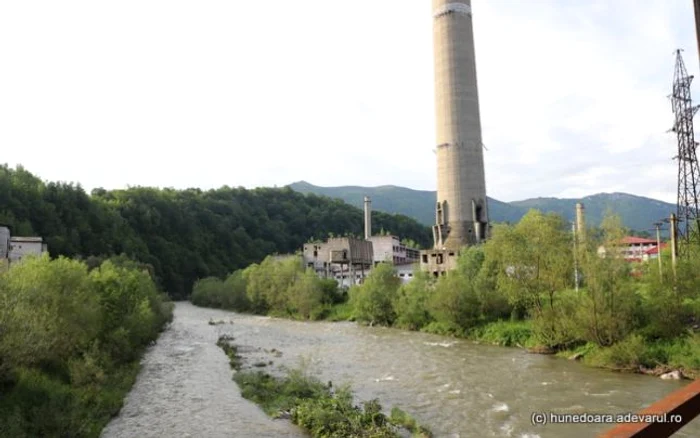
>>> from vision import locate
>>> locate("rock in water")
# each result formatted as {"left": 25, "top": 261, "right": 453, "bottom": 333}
{"left": 660, "top": 370, "right": 682, "bottom": 380}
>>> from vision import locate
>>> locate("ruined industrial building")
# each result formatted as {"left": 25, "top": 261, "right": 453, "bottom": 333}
{"left": 0, "top": 224, "right": 48, "bottom": 271}
{"left": 302, "top": 196, "right": 420, "bottom": 287}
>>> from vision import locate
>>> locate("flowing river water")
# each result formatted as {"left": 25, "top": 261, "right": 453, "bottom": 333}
{"left": 102, "top": 302, "right": 700, "bottom": 437}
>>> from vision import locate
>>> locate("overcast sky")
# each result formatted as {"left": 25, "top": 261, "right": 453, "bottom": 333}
{"left": 1, "top": 0, "right": 697, "bottom": 203}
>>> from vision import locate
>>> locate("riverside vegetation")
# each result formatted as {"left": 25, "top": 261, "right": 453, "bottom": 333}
{"left": 0, "top": 254, "right": 173, "bottom": 438}
{"left": 192, "top": 210, "right": 700, "bottom": 378}
{"left": 217, "top": 336, "right": 432, "bottom": 438}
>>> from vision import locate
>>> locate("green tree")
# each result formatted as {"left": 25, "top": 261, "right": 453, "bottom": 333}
{"left": 429, "top": 272, "right": 480, "bottom": 332}
{"left": 287, "top": 269, "right": 325, "bottom": 320}
{"left": 393, "top": 270, "right": 433, "bottom": 330}
{"left": 489, "top": 210, "right": 573, "bottom": 315}
{"left": 576, "top": 212, "right": 638, "bottom": 346}
{"left": 349, "top": 263, "right": 400, "bottom": 326}
{"left": 0, "top": 254, "right": 100, "bottom": 370}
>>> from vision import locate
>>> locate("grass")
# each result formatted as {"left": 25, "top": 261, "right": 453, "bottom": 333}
{"left": 208, "top": 319, "right": 226, "bottom": 325}
{"left": 470, "top": 320, "right": 535, "bottom": 347}
{"left": 232, "top": 370, "right": 432, "bottom": 437}
{"left": 324, "top": 302, "right": 355, "bottom": 322}
{"left": 216, "top": 335, "right": 242, "bottom": 370}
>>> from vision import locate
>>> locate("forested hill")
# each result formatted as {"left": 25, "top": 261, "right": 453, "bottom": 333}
{"left": 0, "top": 165, "right": 431, "bottom": 298}
{"left": 288, "top": 181, "right": 675, "bottom": 232}
{"left": 287, "top": 181, "right": 539, "bottom": 226}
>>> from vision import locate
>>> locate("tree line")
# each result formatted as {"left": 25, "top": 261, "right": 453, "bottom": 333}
{"left": 0, "top": 164, "right": 431, "bottom": 298}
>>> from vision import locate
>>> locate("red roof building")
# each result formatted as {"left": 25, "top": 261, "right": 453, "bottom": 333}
{"left": 643, "top": 243, "right": 668, "bottom": 260}
{"left": 598, "top": 236, "right": 661, "bottom": 262}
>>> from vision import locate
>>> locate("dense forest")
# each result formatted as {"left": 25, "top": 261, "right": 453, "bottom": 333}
{"left": 0, "top": 164, "right": 431, "bottom": 298}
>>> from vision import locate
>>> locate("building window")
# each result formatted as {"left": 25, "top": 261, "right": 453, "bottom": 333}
{"left": 437, "top": 254, "right": 443, "bottom": 264}
{"left": 422, "top": 254, "right": 428, "bottom": 263}
{"left": 399, "top": 273, "right": 405, "bottom": 277}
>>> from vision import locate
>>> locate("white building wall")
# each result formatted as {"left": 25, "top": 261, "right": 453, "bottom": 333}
{"left": 9, "top": 237, "right": 46, "bottom": 264}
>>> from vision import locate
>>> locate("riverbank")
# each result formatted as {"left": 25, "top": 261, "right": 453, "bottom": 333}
{"left": 376, "top": 317, "right": 700, "bottom": 380}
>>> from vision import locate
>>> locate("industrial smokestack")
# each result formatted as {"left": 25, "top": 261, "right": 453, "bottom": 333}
{"left": 432, "top": 0, "right": 488, "bottom": 250}
{"left": 575, "top": 202, "right": 586, "bottom": 238}
{"left": 364, "top": 196, "right": 372, "bottom": 240}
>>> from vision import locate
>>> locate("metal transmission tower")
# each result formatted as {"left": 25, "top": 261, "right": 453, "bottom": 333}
{"left": 670, "top": 49, "right": 700, "bottom": 254}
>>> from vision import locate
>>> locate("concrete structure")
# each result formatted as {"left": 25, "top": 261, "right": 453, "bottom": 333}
{"left": 395, "top": 262, "right": 419, "bottom": 283}
{"left": 0, "top": 226, "right": 10, "bottom": 272}
{"left": 364, "top": 196, "right": 372, "bottom": 240}
{"left": 368, "top": 235, "right": 420, "bottom": 265}
{"left": 9, "top": 236, "right": 47, "bottom": 264}
{"left": 302, "top": 237, "right": 373, "bottom": 288}
{"left": 421, "top": 248, "right": 459, "bottom": 277}
{"left": 575, "top": 202, "right": 586, "bottom": 237}
{"left": 422, "top": 0, "right": 488, "bottom": 276}
{"left": 0, "top": 225, "right": 10, "bottom": 259}
{"left": 302, "top": 233, "right": 422, "bottom": 285}
{"left": 431, "top": 0, "right": 488, "bottom": 250}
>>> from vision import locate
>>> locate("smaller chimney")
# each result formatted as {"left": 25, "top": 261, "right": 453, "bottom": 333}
{"left": 575, "top": 202, "right": 586, "bottom": 238}
{"left": 364, "top": 196, "right": 372, "bottom": 240}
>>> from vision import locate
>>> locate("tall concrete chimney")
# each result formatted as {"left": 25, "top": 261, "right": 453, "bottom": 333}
{"left": 364, "top": 196, "right": 372, "bottom": 240}
{"left": 575, "top": 202, "right": 586, "bottom": 237}
{"left": 431, "top": 0, "right": 488, "bottom": 250}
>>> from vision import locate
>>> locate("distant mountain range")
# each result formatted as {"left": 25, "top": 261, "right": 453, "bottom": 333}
{"left": 287, "top": 181, "right": 676, "bottom": 233}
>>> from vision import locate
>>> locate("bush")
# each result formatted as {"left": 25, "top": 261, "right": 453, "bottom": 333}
{"left": 190, "top": 277, "right": 227, "bottom": 308}
{"left": 585, "top": 334, "right": 646, "bottom": 370}
{"left": 0, "top": 255, "right": 172, "bottom": 437}
{"left": 393, "top": 271, "right": 433, "bottom": 330}
{"left": 474, "top": 320, "right": 534, "bottom": 347}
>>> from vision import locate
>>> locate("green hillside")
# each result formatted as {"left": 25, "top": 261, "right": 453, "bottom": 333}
{"left": 287, "top": 181, "right": 676, "bottom": 232}
{"left": 288, "top": 181, "right": 525, "bottom": 226}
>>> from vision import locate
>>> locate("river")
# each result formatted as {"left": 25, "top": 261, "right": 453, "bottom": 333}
{"left": 101, "top": 302, "right": 699, "bottom": 437}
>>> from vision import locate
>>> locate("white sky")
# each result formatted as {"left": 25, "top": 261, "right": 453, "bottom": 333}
{"left": 0, "top": 0, "right": 697, "bottom": 203}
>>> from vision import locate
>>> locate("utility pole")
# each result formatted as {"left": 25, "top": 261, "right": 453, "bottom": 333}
{"left": 670, "top": 213, "right": 679, "bottom": 280}
{"left": 572, "top": 222, "right": 580, "bottom": 292}
{"left": 653, "top": 221, "right": 664, "bottom": 282}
